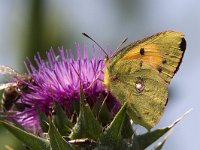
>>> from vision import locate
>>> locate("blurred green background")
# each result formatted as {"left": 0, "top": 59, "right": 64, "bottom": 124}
{"left": 0, "top": 0, "right": 199, "bottom": 149}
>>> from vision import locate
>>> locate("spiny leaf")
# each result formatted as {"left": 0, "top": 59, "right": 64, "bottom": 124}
{"left": 154, "top": 129, "right": 173, "bottom": 150}
{"left": 137, "top": 109, "right": 191, "bottom": 149}
{"left": 70, "top": 99, "right": 80, "bottom": 115}
{"left": 92, "top": 95, "right": 112, "bottom": 125}
{"left": 36, "top": 106, "right": 49, "bottom": 133}
{"left": 53, "top": 103, "right": 73, "bottom": 136}
{"left": 49, "top": 121, "right": 73, "bottom": 150}
{"left": 121, "top": 113, "right": 134, "bottom": 139}
{"left": 1, "top": 122, "right": 50, "bottom": 150}
{"left": 79, "top": 84, "right": 86, "bottom": 104}
{"left": 69, "top": 87, "right": 102, "bottom": 140}
{"left": 69, "top": 103, "right": 102, "bottom": 140}
{"left": 99, "top": 103, "right": 128, "bottom": 148}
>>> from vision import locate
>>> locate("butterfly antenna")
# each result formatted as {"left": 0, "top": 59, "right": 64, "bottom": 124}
{"left": 115, "top": 37, "right": 128, "bottom": 52}
{"left": 82, "top": 33, "right": 109, "bottom": 58}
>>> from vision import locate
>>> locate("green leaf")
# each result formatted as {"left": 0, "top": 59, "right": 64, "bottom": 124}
{"left": 154, "top": 129, "right": 173, "bottom": 150}
{"left": 92, "top": 95, "right": 112, "bottom": 125}
{"left": 53, "top": 103, "right": 73, "bottom": 136}
{"left": 69, "top": 86, "right": 102, "bottom": 140}
{"left": 49, "top": 121, "right": 73, "bottom": 150}
{"left": 79, "top": 84, "right": 86, "bottom": 104}
{"left": 121, "top": 113, "right": 134, "bottom": 139}
{"left": 1, "top": 122, "right": 50, "bottom": 150}
{"left": 70, "top": 99, "right": 80, "bottom": 115}
{"left": 137, "top": 109, "right": 191, "bottom": 149}
{"left": 137, "top": 127, "right": 170, "bottom": 149}
{"left": 36, "top": 106, "right": 49, "bottom": 132}
{"left": 69, "top": 103, "right": 102, "bottom": 140}
{"left": 99, "top": 103, "right": 128, "bottom": 148}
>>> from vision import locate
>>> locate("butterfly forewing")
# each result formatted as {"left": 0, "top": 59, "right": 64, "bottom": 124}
{"left": 110, "top": 31, "right": 186, "bottom": 83}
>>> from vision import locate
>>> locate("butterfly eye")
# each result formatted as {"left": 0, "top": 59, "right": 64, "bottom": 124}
{"left": 135, "top": 78, "right": 144, "bottom": 92}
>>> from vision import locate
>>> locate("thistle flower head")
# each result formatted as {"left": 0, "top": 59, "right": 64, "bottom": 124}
{"left": 9, "top": 45, "right": 120, "bottom": 128}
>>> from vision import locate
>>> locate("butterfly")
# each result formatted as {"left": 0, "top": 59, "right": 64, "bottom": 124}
{"left": 103, "top": 31, "right": 186, "bottom": 129}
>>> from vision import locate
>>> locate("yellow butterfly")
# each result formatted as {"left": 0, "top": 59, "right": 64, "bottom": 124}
{"left": 104, "top": 31, "right": 186, "bottom": 129}
{"left": 84, "top": 31, "right": 186, "bottom": 129}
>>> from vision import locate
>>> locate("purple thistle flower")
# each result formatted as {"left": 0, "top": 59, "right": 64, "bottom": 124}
{"left": 8, "top": 45, "right": 120, "bottom": 129}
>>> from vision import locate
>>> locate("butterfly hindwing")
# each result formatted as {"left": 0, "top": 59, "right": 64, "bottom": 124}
{"left": 108, "top": 60, "right": 168, "bottom": 129}
{"left": 110, "top": 31, "right": 186, "bottom": 83}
